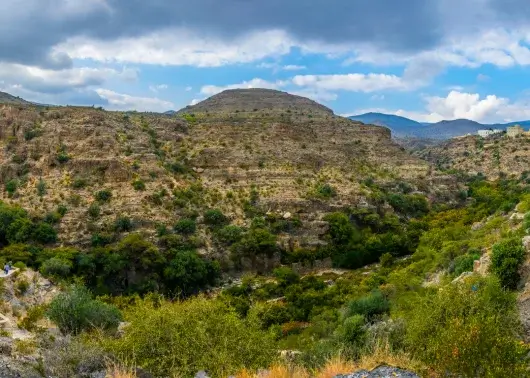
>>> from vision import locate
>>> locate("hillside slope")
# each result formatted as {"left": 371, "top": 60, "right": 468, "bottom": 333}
{"left": 0, "top": 91, "right": 30, "bottom": 105}
{"left": 414, "top": 133, "right": 530, "bottom": 179}
{"left": 0, "top": 89, "right": 457, "bottom": 269}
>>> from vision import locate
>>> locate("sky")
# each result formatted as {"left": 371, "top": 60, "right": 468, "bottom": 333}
{"left": 1, "top": 0, "right": 530, "bottom": 123}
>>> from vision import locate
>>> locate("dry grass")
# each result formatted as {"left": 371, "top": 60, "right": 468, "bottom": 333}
{"left": 105, "top": 362, "right": 136, "bottom": 378}
{"left": 235, "top": 344, "right": 427, "bottom": 378}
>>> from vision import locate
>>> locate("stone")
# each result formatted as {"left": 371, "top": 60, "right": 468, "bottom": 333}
{"left": 473, "top": 253, "right": 491, "bottom": 276}
{"left": 523, "top": 236, "right": 530, "bottom": 252}
{"left": 283, "top": 212, "right": 292, "bottom": 219}
{"left": 334, "top": 366, "right": 420, "bottom": 378}
{"left": 0, "top": 338, "right": 13, "bottom": 356}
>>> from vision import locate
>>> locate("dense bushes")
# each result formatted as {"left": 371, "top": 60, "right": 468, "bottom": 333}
{"left": 491, "top": 238, "right": 526, "bottom": 289}
{"left": 0, "top": 201, "right": 58, "bottom": 246}
{"left": 99, "top": 297, "right": 277, "bottom": 378}
{"left": 47, "top": 285, "right": 122, "bottom": 335}
{"left": 404, "top": 277, "right": 528, "bottom": 377}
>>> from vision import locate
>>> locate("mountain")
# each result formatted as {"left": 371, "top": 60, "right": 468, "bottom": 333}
{"left": 348, "top": 112, "right": 530, "bottom": 140}
{"left": 163, "top": 110, "right": 177, "bottom": 115}
{"left": 348, "top": 112, "right": 425, "bottom": 137}
{"left": 0, "top": 91, "right": 30, "bottom": 105}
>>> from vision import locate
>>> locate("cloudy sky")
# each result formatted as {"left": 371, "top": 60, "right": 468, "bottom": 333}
{"left": 1, "top": 0, "right": 530, "bottom": 122}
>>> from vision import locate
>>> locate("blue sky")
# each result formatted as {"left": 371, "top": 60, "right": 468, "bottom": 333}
{"left": 1, "top": 0, "right": 530, "bottom": 123}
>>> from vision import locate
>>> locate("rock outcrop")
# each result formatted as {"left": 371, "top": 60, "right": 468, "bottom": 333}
{"left": 334, "top": 366, "right": 420, "bottom": 378}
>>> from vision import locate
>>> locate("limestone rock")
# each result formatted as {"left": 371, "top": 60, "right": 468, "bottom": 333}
{"left": 334, "top": 366, "right": 420, "bottom": 378}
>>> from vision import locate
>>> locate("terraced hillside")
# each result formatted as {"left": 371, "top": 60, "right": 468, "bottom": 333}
{"left": 0, "top": 89, "right": 458, "bottom": 270}
{"left": 415, "top": 133, "right": 530, "bottom": 179}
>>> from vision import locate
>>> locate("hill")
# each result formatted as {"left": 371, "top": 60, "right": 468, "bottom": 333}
{"left": 179, "top": 88, "right": 334, "bottom": 115}
{"left": 0, "top": 89, "right": 458, "bottom": 271}
{"left": 348, "top": 112, "right": 425, "bottom": 138}
{"left": 0, "top": 91, "right": 30, "bottom": 105}
{"left": 413, "top": 133, "right": 530, "bottom": 179}
{"left": 348, "top": 112, "right": 530, "bottom": 139}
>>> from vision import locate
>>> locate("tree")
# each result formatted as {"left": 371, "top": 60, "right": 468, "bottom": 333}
{"left": 490, "top": 238, "right": 525, "bottom": 289}
{"left": 47, "top": 285, "right": 122, "bottom": 335}
{"left": 163, "top": 251, "right": 220, "bottom": 296}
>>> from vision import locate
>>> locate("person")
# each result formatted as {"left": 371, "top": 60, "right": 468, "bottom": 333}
{"left": 3, "top": 264, "right": 8, "bottom": 275}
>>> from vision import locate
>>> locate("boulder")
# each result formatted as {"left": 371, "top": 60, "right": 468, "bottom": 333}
{"left": 334, "top": 366, "right": 420, "bottom": 378}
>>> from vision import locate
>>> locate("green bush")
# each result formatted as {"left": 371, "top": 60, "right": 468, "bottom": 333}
{"left": 404, "top": 276, "right": 527, "bottom": 377}
{"left": 46, "top": 285, "right": 122, "bottom": 335}
{"left": 490, "top": 238, "right": 526, "bottom": 289}
{"left": 114, "top": 216, "right": 133, "bottom": 232}
{"left": 334, "top": 314, "right": 366, "bottom": 348}
{"left": 95, "top": 190, "right": 112, "bottom": 203}
{"left": 36, "top": 179, "right": 47, "bottom": 197}
{"left": 41, "top": 258, "right": 73, "bottom": 278}
{"left": 453, "top": 252, "right": 480, "bottom": 276}
{"left": 132, "top": 180, "right": 146, "bottom": 191}
{"left": 163, "top": 251, "right": 220, "bottom": 296}
{"left": 174, "top": 219, "right": 196, "bottom": 235}
{"left": 6, "top": 218, "right": 33, "bottom": 243}
{"left": 215, "top": 225, "right": 244, "bottom": 245}
{"left": 316, "top": 183, "right": 336, "bottom": 199}
{"left": 346, "top": 291, "right": 389, "bottom": 321}
{"left": 379, "top": 252, "right": 394, "bottom": 268}
{"left": 204, "top": 209, "right": 228, "bottom": 226}
{"left": 0, "top": 244, "right": 32, "bottom": 264}
{"left": 5, "top": 180, "right": 18, "bottom": 196}
{"left": 99, "top": 297, "right": 277, "bottom": 378}
{"left": 32, "top": 222, "right": 57, "bottom": 244}
{"left": 88, "top": 203, "right": 100, "bottom": 219}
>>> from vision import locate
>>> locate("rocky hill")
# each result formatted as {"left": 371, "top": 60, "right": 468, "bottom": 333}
{"left": 0, "top": 92, "right": 29, "bottom": 105}
{"left": 0, "top": 89, "right": 456, "bottom": 267}
{"left": 413, "top": 133, "right": 530, "bottom": 179}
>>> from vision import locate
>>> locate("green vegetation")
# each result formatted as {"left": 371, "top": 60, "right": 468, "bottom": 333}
{"left": 47, "top": 285, "right": 122, "bottom": 335}
{"left": 491, "top": 238, "right": 526, "bottom": 289}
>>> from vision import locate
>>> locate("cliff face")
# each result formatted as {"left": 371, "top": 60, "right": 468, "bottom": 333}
{"left": 0, "top": 89, "right": 452, "bottom": 260}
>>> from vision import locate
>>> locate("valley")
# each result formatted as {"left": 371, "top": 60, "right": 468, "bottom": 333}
{"left": 0, "top": 89, "right": 528, "bottom": 377}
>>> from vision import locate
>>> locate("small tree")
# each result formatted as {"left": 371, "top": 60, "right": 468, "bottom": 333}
{"left": 47, "top": 285, "right": 122, "bottom": 335}
{"left": 490, "top": 238, "right": 526, "bottom": 289}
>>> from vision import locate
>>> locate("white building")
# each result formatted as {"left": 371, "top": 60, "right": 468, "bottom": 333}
{"left": 477, "top": 129, "right": 503, "bottom": 138}
{"left": 507, "top": 125, "right": 524, "bottom": 137}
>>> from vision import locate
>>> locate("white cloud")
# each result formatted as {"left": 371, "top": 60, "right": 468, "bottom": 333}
{"left": 0, "top": 63, "right": 133, "bottom": 94}
{"left": 291, "top": 73, "right": 418, "bottom": 92}
{"left": 55, "top": 29, "right": 294, "bottom": 67}
{"left": 282, "top": 64, "right": 306, "bottom": 71}
{"left": 290, "top": 89, "right": 338, "bottom": 102}
{"left": 348, "top": 90, "right": 530, "bottom": 124}
{"left": 199, "top": 78, "right": 287, "bottom": 96}
{"left": 95, "top": 89, "right": 174, "bottom": 112}
{"left": 149, "top": 84, "right": 169, "bottom": 93}
{"left": 370, "top": 94, "right": 385, "bottom": 100}
{"left": 185, "top": 86, "right": 192, "bottom": 91}
{"left": 477, "top": 73, "right": 490, "bottom": 82}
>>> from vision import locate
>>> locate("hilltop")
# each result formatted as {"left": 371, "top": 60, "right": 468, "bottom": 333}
{"left": 179, "top": 88, "right": 334, "bottom": 115}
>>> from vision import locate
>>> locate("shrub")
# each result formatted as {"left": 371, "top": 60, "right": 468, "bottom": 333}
{"left": 0, "top": 244, "right": 32, "bottom": 264}
{"left": 6, "top": 218, "right": 33, "bottom": 243}
{"left": 174, "top": 219, "right": 196, "bottom": 235}
{"left": 56, "top": 152, "right": 70, "bottom": 164}
{"left": 95, "top": 190, "right": 112, "bottom": 203}
{"left": 114, "top": 216, "right": 133, "bottom": 232}
{"left": 88, "top": 203, "right": 100, "bottom": 219}
{"left": 316, "top": 183, "right": 336, "bottom": 199}
{"left": 346, "top": 291, "right": 390, "bottom": 321}
{"left": 273, "top": 267, "right": 300, "bottom": 287}
{"left": 15, "top": 279, "right": 30, "bottom": 295}
{"left": 98, "top": 297, "right": 277, "bottom": 378}
{"left": 453, "top": 252, "right": 480, "bottom": 276}
{"left": 405, "top": 276, "right": 527, "bottom": 377}
{"left": 5, "top": 179, "right": 18, "bottom": 196}
{"left": 163, "top": 252, "right": 220, "bottom": 296}
{"left": 36, "top": 179, "right": 47, "bottom": 197}
{"left": 32, "top": 222, "right": 57, "bottom": 244}
{"left": 46, "top": 285, "right": 122, "bottom": 335}
{"left": 490, "top": 238, "right": 526, "bottom": 289}
{"left": 41, "top": 258, "right": 73, "bottom": 278}
{"left": 203, "top": 209, "right": 228, "bottom": 227}
{"left": 334, "top": 314, "right": 366, "bottom": 348}
{"left": 379, "top": 252, "right": 394, "bottom": 268}
{"left": 132, "top": 180, "right": 146, "bottom": 191}
{"left": 215, "top": 225, "right": 244, "bottom": 245}
{"left": 71, "top": 177, "right": 88, "bottom": 189}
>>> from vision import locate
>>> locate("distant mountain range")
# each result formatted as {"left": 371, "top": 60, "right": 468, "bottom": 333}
{"left": 349, "top": 112, "right": 530, "bottom": 139}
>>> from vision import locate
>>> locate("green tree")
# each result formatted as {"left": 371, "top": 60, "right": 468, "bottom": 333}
{"left": 490, "top": 238, "right": 526, "bottom": 289}
{"left": 47, "top": 285, "right": 122, "bottom": 335}
{"left": 163, "top": 251, "right": 220, "bottom": 296}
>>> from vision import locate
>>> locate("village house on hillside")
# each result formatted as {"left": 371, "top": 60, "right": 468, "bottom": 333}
{"left": 507, "top": 124, "right": 525, "bottom": 137}
{"left": 477, "top": 129, "right": 503, "bottom": 138}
